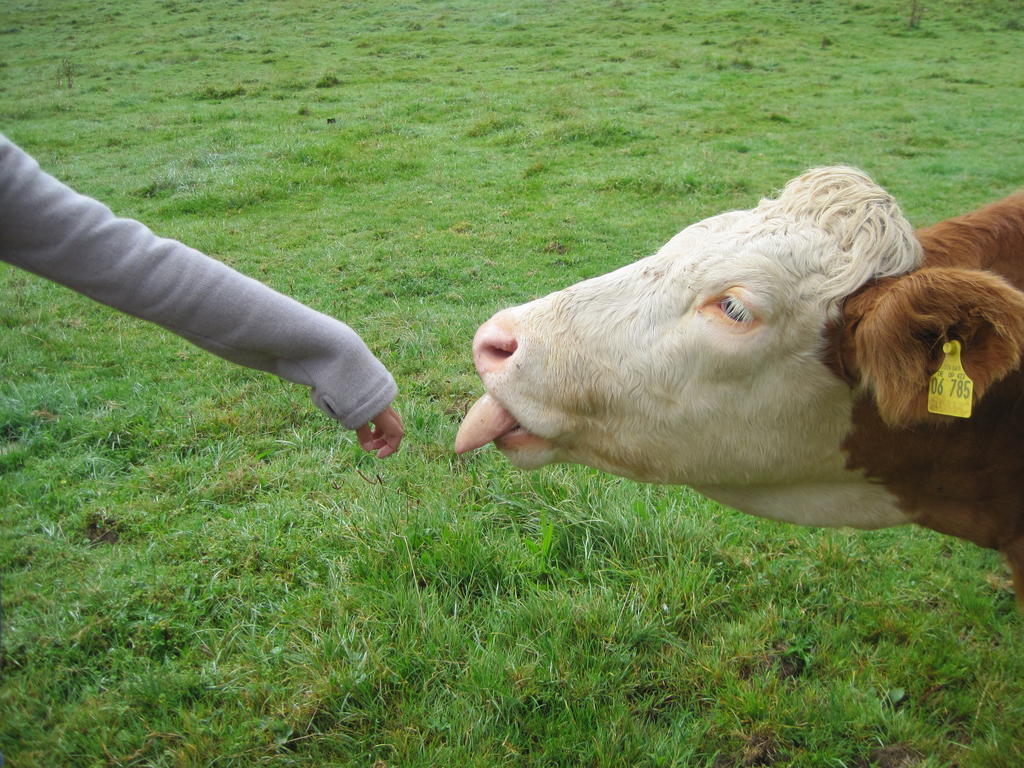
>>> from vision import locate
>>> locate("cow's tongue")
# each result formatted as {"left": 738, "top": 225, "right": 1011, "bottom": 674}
{"left": 455, "top": 394, "right": 519, "bottom": 454}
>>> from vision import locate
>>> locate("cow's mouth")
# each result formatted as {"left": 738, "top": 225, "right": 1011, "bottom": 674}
{"left": 455, "top": 393, "right": 543, "bottom": 454}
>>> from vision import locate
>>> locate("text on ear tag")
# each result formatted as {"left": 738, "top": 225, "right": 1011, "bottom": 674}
{"left": 927, "top": 340, "right": 973, "bottom": 418}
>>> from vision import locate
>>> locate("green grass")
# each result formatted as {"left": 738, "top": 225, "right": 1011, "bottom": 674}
{"left": 2, "top": 0, "right": 1024, "bottom": 765}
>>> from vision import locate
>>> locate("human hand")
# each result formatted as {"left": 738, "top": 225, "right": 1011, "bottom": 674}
{"left": 355, "top": 405, "right": 404, "bottom": 458}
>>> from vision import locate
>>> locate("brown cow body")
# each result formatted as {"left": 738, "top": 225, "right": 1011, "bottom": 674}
{"left": 840, "top": 194, "right": 1024, "bottom": 599}
{"left": 456, "top": 169, "right": 1024, "bottom": 604}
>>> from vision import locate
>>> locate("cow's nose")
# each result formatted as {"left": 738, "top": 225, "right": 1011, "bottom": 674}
{"left": 472, "top": 311, "right": 519, "bottom": 376}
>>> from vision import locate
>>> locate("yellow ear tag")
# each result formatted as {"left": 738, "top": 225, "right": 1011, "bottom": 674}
{"left": 927, "top": 340, "right": 973, "bottom": 418}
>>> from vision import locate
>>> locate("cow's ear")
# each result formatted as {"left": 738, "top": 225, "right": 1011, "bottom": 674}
{"left": 838, "top": 267, "right": 1024, "bottom": 426}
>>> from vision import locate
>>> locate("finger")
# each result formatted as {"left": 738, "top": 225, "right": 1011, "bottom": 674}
{"left": 377, "top": 432, "right": 402, "bottom": 457}
{"left": 354, "top": 407, "right": 405, "bottom": 457}
{"left": 355, "top": 425, "right": 377, "bottom": 451}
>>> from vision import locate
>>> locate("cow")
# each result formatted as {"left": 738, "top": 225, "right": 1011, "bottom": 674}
{"left": 455, "top": 167, "right": 1024, "bottom": 604}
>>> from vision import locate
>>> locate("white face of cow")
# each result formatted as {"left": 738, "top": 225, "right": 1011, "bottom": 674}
{"left": 457, "top": 167, "right": 922, "bottom": 517}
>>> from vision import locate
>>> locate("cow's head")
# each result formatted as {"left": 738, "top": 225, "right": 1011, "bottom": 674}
{"left": 455, "top": 167, "right": 1024, "bottom": 489}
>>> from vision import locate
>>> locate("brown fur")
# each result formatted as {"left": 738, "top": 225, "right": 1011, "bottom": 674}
{"left": 917, "top": 193, "right": 1024, "bottom": 281}
{"left": 840, "top": 268, "right": 1024, "bottom": 425}
{"left": 832, "top": 192, "right": 1024, "bottom": 603}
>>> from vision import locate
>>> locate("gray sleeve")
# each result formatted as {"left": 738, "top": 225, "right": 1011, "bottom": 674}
{"left": 0, "top": 135, "right": 397, "bottom": 429}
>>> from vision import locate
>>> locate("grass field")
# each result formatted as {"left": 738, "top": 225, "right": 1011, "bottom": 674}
{"left": 3, "top": 1, "right": 1024, "bottom": 765}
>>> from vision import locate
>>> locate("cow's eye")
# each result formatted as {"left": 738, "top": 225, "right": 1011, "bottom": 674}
{"left": 718, "top": 295, "right": 754, "bottom": 324}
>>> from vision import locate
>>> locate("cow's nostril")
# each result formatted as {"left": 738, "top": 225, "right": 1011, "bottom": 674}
{"left": 476, "top": 335, "right": 518, "bottom": 372}
{"left": 482, "top": 337, "right": 517, "bottom": 361}
{"left": 473, "top": 315, "right": 520, "bottom": 375}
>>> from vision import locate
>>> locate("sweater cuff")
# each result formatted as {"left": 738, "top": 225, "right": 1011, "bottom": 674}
{"left": 311, "top": 369, "right": 398, "bottom": 430}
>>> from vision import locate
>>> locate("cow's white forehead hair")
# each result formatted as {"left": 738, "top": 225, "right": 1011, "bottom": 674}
{"left": 754, "top": 166, "right": 922, "bottom": 306}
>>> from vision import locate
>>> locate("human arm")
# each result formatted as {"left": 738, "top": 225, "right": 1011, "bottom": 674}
{"left": 0, "top": 134, "right": 400, "bottom": 446}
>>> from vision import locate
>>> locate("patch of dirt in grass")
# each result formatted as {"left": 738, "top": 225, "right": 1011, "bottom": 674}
{"left": 774, "top": 651, "right": 806, "bottom": 680}
{"left": 84, "top": 513, "right": 120, "bottom": 545}
{"left": 713, "top": 731, "right": 779, "bottom": 767}
{"left": 737, "top": 641, "right": 809, "bottom": 682}
{"left": 739, "top": 732, "right": 777, "bottom": 766}
{"left": 855, "top": 744, "right": 922, "bottom": 768}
